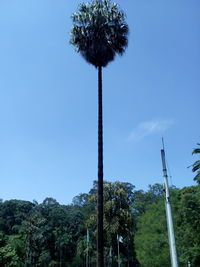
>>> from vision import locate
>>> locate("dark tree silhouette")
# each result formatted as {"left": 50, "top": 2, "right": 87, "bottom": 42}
{"left": 70, "top": 1, "right": 128, "bottom": 265}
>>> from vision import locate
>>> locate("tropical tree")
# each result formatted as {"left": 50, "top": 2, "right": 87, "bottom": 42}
{"left": 70, "top": 1, "right": 128, "bottom": 265}
{"left": 78, "top": 181, "right": 138, "bottom": 266}
{"left": 135, "top": 199, "right": 170, "bottom": 267}
{"left": 177, "top": 186, "right": 200, "bottom": 266}
{"left": 191, "top": 143, "right": 200, "bottom": 184}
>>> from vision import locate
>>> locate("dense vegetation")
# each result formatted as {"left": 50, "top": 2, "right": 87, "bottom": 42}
{"left": 0, "top": 180, "right": 199, "bottom": 266}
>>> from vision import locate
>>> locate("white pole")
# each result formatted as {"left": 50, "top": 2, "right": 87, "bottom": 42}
{"left": 117, "top": 234, "right": 120, "bottom": 267}
{"left": 161, "top": 148, "right": 179, "bottom": 267}
{"left": 86, "top": 229, "right": 89, "bottom": 267}
{"left": 109, "top": 246, "right": 112, "bottom": 267}
{"left": 86, "top": 248, "right": 88, "bottom": 267}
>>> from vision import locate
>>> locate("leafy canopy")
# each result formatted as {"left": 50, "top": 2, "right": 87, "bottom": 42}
{"left": 70, "top": 0, "right": 129, "bottom": 67}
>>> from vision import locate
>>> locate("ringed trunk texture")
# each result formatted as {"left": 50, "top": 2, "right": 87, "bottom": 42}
{"left": 97, "top": 66, "right": 104, "bottom": 267}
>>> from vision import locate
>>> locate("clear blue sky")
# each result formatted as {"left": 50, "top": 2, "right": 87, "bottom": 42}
{"left": 0, "top": 0, "right": 199, "bottom": 204}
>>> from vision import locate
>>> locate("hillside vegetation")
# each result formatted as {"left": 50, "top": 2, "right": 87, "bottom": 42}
{"left": 0, "top": 181, "right": 199, "bottom": 266}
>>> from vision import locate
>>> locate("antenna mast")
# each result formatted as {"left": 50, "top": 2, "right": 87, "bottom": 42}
{"left": 161, "top": 139, "right": 179, "bottom": 267}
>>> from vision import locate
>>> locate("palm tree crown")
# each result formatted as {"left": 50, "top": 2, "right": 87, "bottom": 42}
{"left": 70, "top": 0, "right": 129, "bottom": 67}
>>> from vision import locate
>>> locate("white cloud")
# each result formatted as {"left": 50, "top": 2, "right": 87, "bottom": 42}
{"left": 128, "top": 119, "right": 173, "bottom": 142}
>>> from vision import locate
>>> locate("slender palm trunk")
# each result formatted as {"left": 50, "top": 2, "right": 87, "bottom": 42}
{"left": 97, "top": 65, "right": 104, "bottom": 267}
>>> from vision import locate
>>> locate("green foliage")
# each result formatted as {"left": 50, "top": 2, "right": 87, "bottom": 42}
{"left": 134, "top": 184, "right": 200, "bottom": 267}
{"left": 0, "top": 200, "right": 35, "bottom": 235}
{"left": 82, "top": 181, "right": 138, "bottom": 266}
{"left": 132, "top": 184, "right": 164, "bottom": 217}
{"left": 21, "top": 212, "right": 47, "bottom": 266}
{"left": 135, "top": 196, "right": 170, "bottom": 267}
{"left": 0, "top": 244, "right": 21, "bottom": 266}
{"left": 0, "top": 181, "right": 200, "bottom": 266}
{"left": 177, "top": 186, "right": 200, "bottom": 266}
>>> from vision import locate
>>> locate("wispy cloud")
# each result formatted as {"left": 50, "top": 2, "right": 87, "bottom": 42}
{"left": 128, "top": 119, "right": 173, "bottom": 142}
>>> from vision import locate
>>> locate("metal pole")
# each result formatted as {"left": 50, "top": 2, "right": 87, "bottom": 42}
{"left": 161, "top": 148, "right": 179, "bottom": 267}
{"left": 86, "top": 229, "right": 89, "bottom": 267}
{"left": 86, "top": 248, "right": 88, "bottom": 267}
{"left": 59, "top": 240, "right": 61, "bottom": 267}
{"left": 117, "top": 235, "right": 120, "bottom": 267}
{"left": 109, "top": 246, "right": 112, "bottom": 267}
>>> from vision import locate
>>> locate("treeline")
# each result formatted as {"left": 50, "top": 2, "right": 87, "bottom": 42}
{"left": 0, "top": 181, "right": 200, "bottom": 266}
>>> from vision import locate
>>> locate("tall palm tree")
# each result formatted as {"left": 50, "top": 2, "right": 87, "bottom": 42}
{"left": 192, "top": 143, "right": 200, "bottom": 184}
{"left": 70, "top": 1, "right": 128, "bottom": 266}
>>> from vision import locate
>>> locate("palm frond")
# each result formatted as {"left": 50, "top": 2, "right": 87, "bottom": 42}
{"left": 192, "top": 149, "right": 200, "bottom": 155}
{"left": 192, "top": 143, "right": 200, "bottom": 155}
{"left": 193, "top": 171, "right": 200, "bottom": 184}
{"left": 191, "top": 143, "right": 200, "bottom": 184}
{"left": 192, "top": 160, "right": 200, "bottom": 173}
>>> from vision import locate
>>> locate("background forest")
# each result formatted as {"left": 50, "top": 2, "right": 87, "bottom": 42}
{"left": 0, "top": 180, "right": 199, "bottom": 266}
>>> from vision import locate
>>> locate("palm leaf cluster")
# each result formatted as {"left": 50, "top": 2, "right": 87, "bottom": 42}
{"left": 192, "top": 143, "right": 200, "bottom": 184}
{"left": 70, "top": 0, "right": 129, "bottom": 67}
